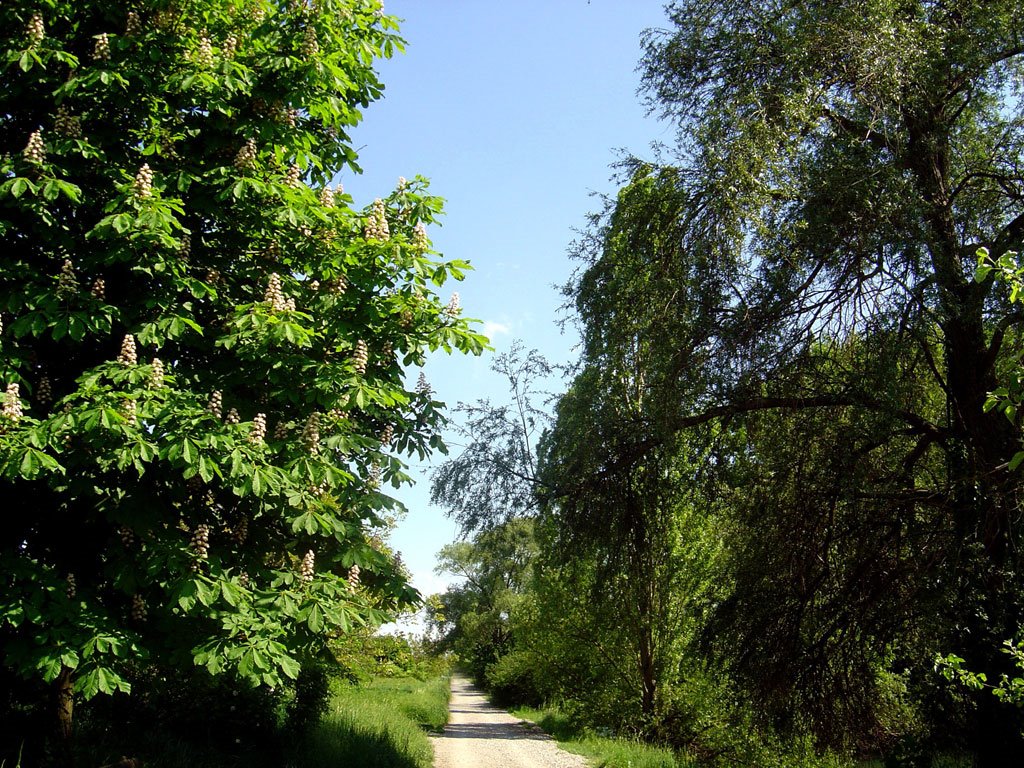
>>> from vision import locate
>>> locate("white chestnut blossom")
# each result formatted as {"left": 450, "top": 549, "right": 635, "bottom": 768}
{"left": 300, "top": 550, "right": 315, "bottom": 583}
{"left": 23, "top": 130, "right": 45, "bottom": 164}
{"left": 352, "top": 340, "right": 369, "bottom": 374}
{"left": 234, "top": 138, "right": 257, "bottom": 170}
{"left": 117, "top": 334, "right": 138, "bottom": 365}
{"left": 27, "top": 13, "right": 45, "bottom": 46}
{"left": 133, "top": 163, "right": 154, "bottom": 198}
{"left": 93, "top": 33, "right": 111, "bottom": 61}
{"left": 2, "top": 383, "right": 23, "bottom": 423}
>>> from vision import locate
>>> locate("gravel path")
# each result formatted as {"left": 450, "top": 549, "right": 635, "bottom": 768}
{"left": 431, "top": 674, "right": 590, "bottom": 768}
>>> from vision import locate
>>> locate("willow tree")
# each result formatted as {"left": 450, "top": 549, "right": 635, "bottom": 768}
{"left": 560, "top": 0, "right": 1024, "bottom": 758}
{"left": 538, "top": 167, "right": 726, "bottom": 731}
{"left": 0, "top": 0, "right": 484, "bottom": 753}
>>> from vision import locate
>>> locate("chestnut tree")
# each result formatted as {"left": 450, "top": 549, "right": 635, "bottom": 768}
{"left": 0, "top": 0, "right": 485, "bottom": 739}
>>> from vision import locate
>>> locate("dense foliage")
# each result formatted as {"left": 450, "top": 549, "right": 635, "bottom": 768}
{"left": 0, "top": 0, "right": 483, "bottom": 762}
{"left": 428, "top": 517, "right": 537, "bottom": 693}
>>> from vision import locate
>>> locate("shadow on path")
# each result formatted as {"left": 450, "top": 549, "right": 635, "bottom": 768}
{"left": 438, "top": 721, "right": 550, "bottom": 741}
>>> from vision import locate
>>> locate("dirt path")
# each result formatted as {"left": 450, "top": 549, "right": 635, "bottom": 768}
{"left": 431, "top": 674, "right": 590, "bottom": 768}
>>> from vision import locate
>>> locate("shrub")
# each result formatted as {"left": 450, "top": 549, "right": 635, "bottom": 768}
{"left": 485, "top": 649, "right": 541, "bottom": 706}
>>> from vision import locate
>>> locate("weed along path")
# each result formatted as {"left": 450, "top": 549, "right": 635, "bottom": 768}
{"left": 432, "top": 675, "right": 589, "bottom": 768}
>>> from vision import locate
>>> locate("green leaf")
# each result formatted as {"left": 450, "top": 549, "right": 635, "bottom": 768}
{"left": 97, "top": 667, "right": 126, "bottom": 695}
{"left": 238, "top": 649, "right": 254, "bottom": 678}
{"left": 18, "top": 450, "right": 39, "bottom": 478}
{"left": 279, "top": 655, "right": 301, "bottom": 680}
{"left": 251, "top": 468, "right": 264, "bottom": 496}
{"left": 112, "top": 213, "right": 132, "bottom": 234}
{"left": 229, "top": 449, "right": 244, "bottom": 477}
{"left": 203, "top": 652, "right": 225, "bottom": 675}
{"left": 182, "top": 438, "right": 197, "bottom": 465}
{"left": 221, "top": 581, "right": 242, "bottom": 607}
{"left": 79, "top": 669, "right": 100, "bottom": 699}
{"left": 306, "top": 602, "right": 324, "bottom": 633}
{"left": 199, "top": 456, "right": 216, "bottom": 482}
{"left": 56, "top": 180, "right": 82, "bottom": 203}
{"left": 15, "top": 448, "right": 62, "bottom": 479}
{"left": 38, "top": 656, "right": 62, "bottom": 683}
{"left": 291, "top": 510, "right": 317, "bottom": 534}
{"left": 176, "top": 579, "right": 198, "bottom": 611}
{"left": 196, "top": 580, "right": 216, "bottom": 607}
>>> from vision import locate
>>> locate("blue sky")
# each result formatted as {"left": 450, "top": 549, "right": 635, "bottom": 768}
{"left": 340, "top": 0, "right": 672, "bottom": 610}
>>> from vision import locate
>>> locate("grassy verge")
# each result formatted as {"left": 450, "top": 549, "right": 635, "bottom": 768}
{"left": 857, "top": 759, "right": 969, "bottom": 768}
{"left": 511, "top": 705, "right": 695, "bottom": 768}
{"left": 292, "top": 675, "right": 450, "bottom": 768}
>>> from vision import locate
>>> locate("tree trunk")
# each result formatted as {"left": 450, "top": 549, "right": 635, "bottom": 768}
{"left": 907, "top": 108, "right": 1017, "bottom": 561}
{"left": 638, "top": 625, "right": 656, "bottom": 718}
{"left": 908, "top": 108, "right": 1024, "bottom": 766}
{"left": 53, "top": 665, "right": 75, "bottom": 767}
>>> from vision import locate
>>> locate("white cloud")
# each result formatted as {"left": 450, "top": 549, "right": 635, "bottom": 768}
{"left": 482, "top": 320, "right": 511, "bottom": 339}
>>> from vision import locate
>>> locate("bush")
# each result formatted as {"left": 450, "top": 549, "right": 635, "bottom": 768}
{"left": 654, "top": 668, "right": 853, "bottom": 768}
{"left": 69, "top": 662, "right": 288, "bottom": 767}
{"left": 333, "top": 633, "right": 452, "bottom": 682}
{"left": 485, "top": 649, "right": 541, "bottom": 706}
{"left": 53, "top": 665, "right": 448, "bottom": 768}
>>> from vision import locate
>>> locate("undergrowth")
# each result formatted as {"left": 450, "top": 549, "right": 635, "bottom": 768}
{"left": 511, "top": 705, "right": 694, "bottom": 768}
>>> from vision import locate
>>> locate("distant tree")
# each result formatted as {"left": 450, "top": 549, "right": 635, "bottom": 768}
{"left": 0, "top": 0, "right": 485, "bottom": 754}
{"left": 430, "top": 341, "right": 552, "bottom": 531}
{"left": 429, "top": 518, "right": 537, "bottom": 684}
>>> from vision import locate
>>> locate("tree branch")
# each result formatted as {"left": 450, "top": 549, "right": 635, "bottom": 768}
{"left": 821, "top": 107, "right": 900, "bottom": 158}
{"left": 668, "top": 395, "right": 943, "bottom": 438}
{"left": 984, "top": 310, "right": 1024, "bottom": 372}
{"left": 559, "top": 394, "right": 949, "bottom": 490}
{"left": 993, "top": 211, "right": 1024, "bottom": 255}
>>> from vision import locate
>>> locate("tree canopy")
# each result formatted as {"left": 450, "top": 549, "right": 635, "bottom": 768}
{"left": 0, "top": 0, "right": 485, "bottom": 748}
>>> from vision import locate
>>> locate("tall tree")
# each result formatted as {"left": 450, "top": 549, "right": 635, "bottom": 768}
{"left": 0, "top": 0, "right": 484, "bottom": 756}
{"left": 543, "top": 174, "right": 728, "bottom": 725}
{"left": 558, "top": 0, "right": 1024, "bottom": 756}
{"left": 636, "top": 0, "right": 1024, "bottom": 560}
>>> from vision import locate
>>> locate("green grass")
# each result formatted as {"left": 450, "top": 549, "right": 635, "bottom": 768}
{"left": 384, "top": 675, "right": 452, "bottom": 733}
{"left": 511, "top": 705, "right": 696, "bottom": 768}
{"left": 290, "top": 675, "right": 450, "bottom": 768}
{"left": 856, "top": 759, "right": 970, "bottom": 768}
